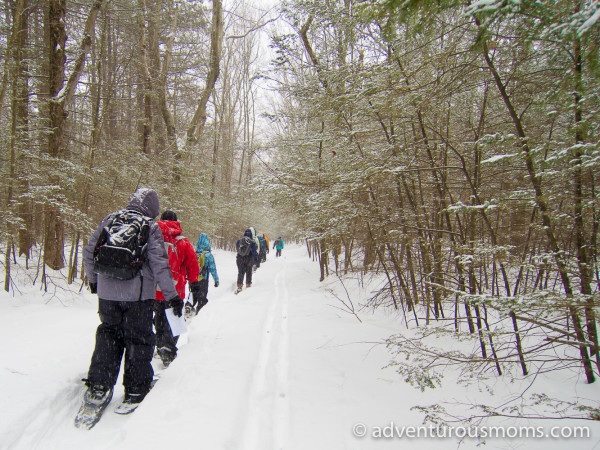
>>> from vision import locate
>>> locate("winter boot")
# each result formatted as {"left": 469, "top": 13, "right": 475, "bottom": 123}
{"left": 84, "top": 383, "right": 113, "bottom": 407}
{"left": 235, "top": 283, "right": 243, "bottom": 294}
{"left": 157, "top": 346, "right": 176, "bottom": 368}
{"left": 246, "top": 283, "right": 252, "bottom": 288}
{"left": 114, "top": 390, "right": 148, "bottom": 415}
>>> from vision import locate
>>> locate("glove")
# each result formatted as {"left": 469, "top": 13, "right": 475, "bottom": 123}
{"left": 168, "top": 295, "right": 184, "bottom": 317}
{"left": 89, "top": 282, "right": 97, "bottom": 294}
{"left": 214, "top": 281, "right": 219, "bottom": 288}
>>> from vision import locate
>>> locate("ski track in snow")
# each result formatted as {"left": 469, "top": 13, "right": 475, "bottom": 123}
{"left": 239, "top": 261, "right": 290, "bottom": 450}
{"left": 274, "top": 265, "right": 290, "bottom": 450}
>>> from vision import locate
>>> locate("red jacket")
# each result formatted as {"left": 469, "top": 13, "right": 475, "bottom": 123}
{"left": 155, "top": 220, "right": 200, "bottom": 301}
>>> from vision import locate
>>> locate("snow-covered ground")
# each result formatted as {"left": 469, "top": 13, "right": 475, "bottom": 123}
{"left": 1, "top": 244, "right": 598, "bottom": 449}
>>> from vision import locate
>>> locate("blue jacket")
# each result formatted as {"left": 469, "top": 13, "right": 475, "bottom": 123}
{"left": 195, "top": 233, "right": 219, "bottom": 284}
{"left": 258, "top": 236, "right": 267, "bottom": 252}
{"left": 236, "top": 228, "right": 259, "bottom": 261}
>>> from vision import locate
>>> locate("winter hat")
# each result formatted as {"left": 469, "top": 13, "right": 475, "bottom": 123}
{"left": 161, "top": 210, "right": 178, "bottom": 221}
{"left": 128, "top": 188, "right": 160, "bottom": 219}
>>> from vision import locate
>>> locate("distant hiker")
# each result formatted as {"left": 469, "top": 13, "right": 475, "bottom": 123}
{"left": 81, "top": 188, "right": 183, "bottom": 415}
{"left": 262, "top": 232, "right": 270, "bottom": 253}
{"left": 273, "top": 236, "right": 284, "bottom": 257}
{"left": 154, "top": 210, "right": 201, "bottom": 368}
{"left": 235, "top": 228, "right": 259, "bottom": 293}
{"left": 190, "top": 232, "right": 220, "bottom": 316}
{"left": 258, "top": 235, "right": 268, "bottom": 264}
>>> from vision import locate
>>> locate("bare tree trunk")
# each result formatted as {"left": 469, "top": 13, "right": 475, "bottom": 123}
{"left": 186, "top": 0, "right": 223, "bottom": 144}
{"left": 44, "top": 0, "right": 68, "bottom": 271}
{"left": 0, "top": 0, "right": 26, "bottom": 118}
{"left": 137, "top": 0, "right": 152, "bottom": 155}
{"left": 148, "top": 0, "right": 165, "bottom": 154}
{"left": 572, "top": 30, "right": 599, "bottom": 369}
{"left": 7, "top": 0, "right": 34, "bottom": 269}
{"left": 158, "top": 1, "right": 178, "bottom": 151}
{"left": 44, "top": 0, "right": 104, "bottom": 271}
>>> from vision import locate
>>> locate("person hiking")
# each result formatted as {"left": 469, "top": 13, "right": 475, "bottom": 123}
{"left": 154, "top": 210, "right": 201, "bottom": 368}
{"left": 189, "top": 232, "right": 220, "bottom": 316}
{"left": 249, "top": 226, "right": 261, "bottom": 271}
{"left": 273, "top": 236, "right": 284, "bottom": 257}
{"left": 80, "top": 188, "right": 183, "bottom": 419}
{"left": 258, "top": 235, "right": 267, "bottom": 264}
{"left": 235, "top": 228, "right": 259, "bottom": 294}
{"left": 262, "top": 232, "right": 270, "bottom": 254}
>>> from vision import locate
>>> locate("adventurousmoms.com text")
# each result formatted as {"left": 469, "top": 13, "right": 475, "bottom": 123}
{"left": 351, "top": 422, "right": 591, "bottom": 441}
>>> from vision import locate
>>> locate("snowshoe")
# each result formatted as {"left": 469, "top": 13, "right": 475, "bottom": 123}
{"left": 74, "top": 384, "right": 113, "bottom": 430}
{"left": 184, "top": 303, "right": 194, "bottom": 320}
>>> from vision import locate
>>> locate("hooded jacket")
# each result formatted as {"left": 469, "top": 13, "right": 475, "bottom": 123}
{"left": 262, "top": 232, "right": 270, "bottom": 249}
{"left": 195, "top": 233, "right": 219, "bottom": 284}
{"left": 83, "top": 188, "right": 178, "bottom": 302}
{"left": 155, "top": 220, "right": 200, "bottom": 301}
{"left": 236, "top": 228, "right": 259, "bottom": 261}
{"left": 249, "top": 226, "right": 260, "bottom": 253}
{"left": 274, "top": 237, "right": 284, "bottom": 250}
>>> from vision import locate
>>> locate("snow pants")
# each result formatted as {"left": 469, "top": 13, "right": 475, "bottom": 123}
{"left": 192, "top": 278, "right": 209, "bottom": 312}
{"left": 153, "top": 300, "right": 180, "bottom": 355}
{"left": 236, "top": 255, "right": 254, "bottom": 285}
{"left": 87, "top": 299, "right": 155, "bottom": 395}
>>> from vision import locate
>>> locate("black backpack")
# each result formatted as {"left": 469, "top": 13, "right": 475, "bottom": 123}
{"left": 93, "top": 210, "right": 151, "bottom": 280}
{"left": 237, "top": 236, "right": 253, "bottom": 257}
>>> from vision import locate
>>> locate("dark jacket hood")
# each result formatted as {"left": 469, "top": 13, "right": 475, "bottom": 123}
{"left": 127, "top": 188, "right": 160, "bottom": 218}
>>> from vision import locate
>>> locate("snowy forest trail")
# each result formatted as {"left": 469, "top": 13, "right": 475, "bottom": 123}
{"left": 2, "top": 245, "right": 597, "bottom": 450}
{"left": 0, "top": 245, "right": 406, "bottom": 450}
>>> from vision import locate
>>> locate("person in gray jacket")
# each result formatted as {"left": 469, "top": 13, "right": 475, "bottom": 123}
{"left": 81, "top": 187, "right": 183, "bottom": 411}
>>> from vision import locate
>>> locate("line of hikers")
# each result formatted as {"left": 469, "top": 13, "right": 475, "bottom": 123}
{"left": 234, "top": 227, "right": 282, "bottom": 294}
{"left": 79, "top": 187, "right": 284, "bottom": 417}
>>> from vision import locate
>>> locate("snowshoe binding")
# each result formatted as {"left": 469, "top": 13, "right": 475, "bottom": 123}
{"left": 74, "top": 383, "right": 113, "bottom": 430}
{"left": 184, "top": 302, "right": 194, "bottom": 320}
